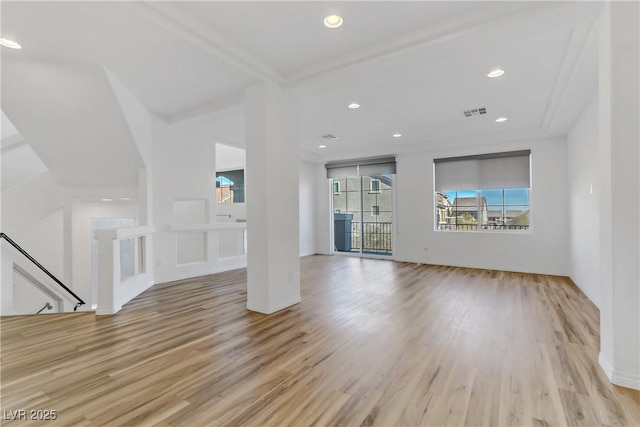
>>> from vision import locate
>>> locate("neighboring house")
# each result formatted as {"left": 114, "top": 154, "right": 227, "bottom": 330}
{"left": 488, "top": 209, "right": 530, "bottom": 226}
{"left": 436, "top": 192, "right": 453, "bottom": 226}
{"left": 452, "top": 196, "right": 488, "bottom": 225}
{"left": 487, "top": 210, "right": 503, "bottom": 224}
{"left": 333, "top": 174, "right": 393, "bottom": 223}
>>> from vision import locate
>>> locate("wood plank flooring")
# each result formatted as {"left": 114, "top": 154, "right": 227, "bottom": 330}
{"left": 1, "top": 255, "right": 639, "bottom": 426}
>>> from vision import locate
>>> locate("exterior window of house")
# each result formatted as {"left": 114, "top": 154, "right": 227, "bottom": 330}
{"left": 434, "top": 150, "right": 530, "bottom": 232}
{"left": 215, "top": 169, "right": 245, "bottom": 204}
{"left": 369, "top": 179, "right": 381, "bottom": 193}
{"left": 371, "top": 205, "right": 380, "bottom": 216}
{"left": 333, "top": 181, "right": 341, "bottom": 195}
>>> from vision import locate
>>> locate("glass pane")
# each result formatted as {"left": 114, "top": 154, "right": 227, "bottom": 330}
{"left": 363, "top": 191, "right": 379, "bottom": 207}
{"left": 215, "top": 169, "right": 244, "bottom": 203}
{"left": 505, "top": 207, "right": 529, "bottom": 229}
{"left": 504, "top": 188, "right": 529, "bottom": 205}
{"left": 345, "top": 176, "right": 360, "bottom": 192}
{"left": 486, "top": 205, "right": 504, "bottom": 230}
{"left": 333, "top": 178, "right": 347, "bottom": 212}
{"left": 479, "top": 189, "right": 503, "bottom": 201}
{"left": 435, "top": 191, "right": 454, "bottom": 230}
{"left": 346, "top": 191, "right": 360, "bottom": 213}
{"left": 451, "top": 190, "right": 478, "bottom": 230}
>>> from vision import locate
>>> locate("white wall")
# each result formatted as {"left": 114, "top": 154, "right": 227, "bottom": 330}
{"left": 374, "top": 137, "right": 567, "bottom": 275}
{"left": 215, "top": 143, "right": 246, "bottom": 171}
{"left": 20, "top": 208, "right": 64, "bottom": 279}
{"left": 152, "top": 118, "right": 249, "bottom": 283}
{"left": 567, "top": 95, "right": 600, "bottom": 307}
{"left": 13, "top": 271, "right": 59, "bottom": 314}
{"left": 315, "top": 163, "right": 332, "bottom": 255}
{"left": 299, "top": 159, "right": 316, "bottom": 256}
{"left": 1, "top": 207, "right": 65, "bottom": 315}
{"left": 596, "top": 1, "right": 640, "bottom": 390}
{"left": 2, "top": 172, "right": 61, "bottom": 236}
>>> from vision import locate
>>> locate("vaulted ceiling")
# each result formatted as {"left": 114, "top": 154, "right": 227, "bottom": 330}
{"left": 1, "top": 1, "right": 601, "bottom": 161}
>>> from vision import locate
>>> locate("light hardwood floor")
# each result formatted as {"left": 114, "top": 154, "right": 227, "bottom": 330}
{"left": 1, "top": 255, "right": 639, "bottom": 426}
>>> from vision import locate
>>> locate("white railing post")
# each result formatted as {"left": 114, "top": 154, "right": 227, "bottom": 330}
{"left": 95, "top": 225, "right": 155, "bottom": 315}
{"left": 96, "top": 234, "right": 119, "bottom": 315}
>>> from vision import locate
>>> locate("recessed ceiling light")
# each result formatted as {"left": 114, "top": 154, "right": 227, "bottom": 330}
{"left": 487, "top": 69, "right": 505, "bottom": 78}
{"left": 318, "top": 144, "right": 327, "bottom": 149}
{"left": 101, "top": 198, "right": 113, "bottom": 202}
{"left": 0, "top": 38, "right": 22, "bottom": 49}
{"left": 393, "top": 133, "right": 402, "bottom": 138}
{"left": 348, "top": 103, "right": 360, "bottom": 109}
{"left": 120, "top": 197, "right": 131, "bottom": 201}
{"left": 495, "top": 117, "right": 508, "bottom": 123}
{"left": 324, "top": 14, "right": 343, "bottom": 29}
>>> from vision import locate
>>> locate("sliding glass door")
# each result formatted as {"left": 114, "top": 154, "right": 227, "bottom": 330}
{"left": 332, "top": 174, "right": 393, "bottom": 256}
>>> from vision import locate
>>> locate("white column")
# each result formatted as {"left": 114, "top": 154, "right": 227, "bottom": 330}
{"left": 245, "top": 82, "right": 301, "bottom": 314}
{"left": 598, "top": 0, "right": 640, "bottom": 390}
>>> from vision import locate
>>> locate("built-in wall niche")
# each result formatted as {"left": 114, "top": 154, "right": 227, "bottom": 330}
{"left": 174, "top": 199, "right": 208, "bottom": 265}
{"left": 176, "top": 232, "right": 206, "bottom": 265}
{"left": 174, "top": 199, "right": 208, "bottom": 224}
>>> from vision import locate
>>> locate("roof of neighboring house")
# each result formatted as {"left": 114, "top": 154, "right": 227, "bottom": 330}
{"left": 487, "top": 210, "right": 502, "bottom": 217}
{"left": 452, "top": 197, "right": 487, "bottom": 209}
{"left": 506, "top": 210, "right": 528, "bottom": 218}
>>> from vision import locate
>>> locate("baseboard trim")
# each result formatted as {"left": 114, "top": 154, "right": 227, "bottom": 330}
{"left": 247, "top": 295, "right": 301, "bottom": 315}
{"left": 599, "top": 352, "right": 640, "bottom": 390}
{"left": 96, "top": 304, "right": 121, "bottom": 316}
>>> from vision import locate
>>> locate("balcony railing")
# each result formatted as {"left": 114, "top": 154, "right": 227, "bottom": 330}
{"left": 350, "top": 222, "right": 392, "bottom": 254}
{"left": 437, "top": 223, "right": 530, "bottom": 231}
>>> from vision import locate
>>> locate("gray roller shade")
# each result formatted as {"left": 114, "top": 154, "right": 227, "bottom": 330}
{"left": 326, "top": 156, "right": 396, "bottom": 178}
{"left": 434, "top": 150, "right": 530, "bottom": 191}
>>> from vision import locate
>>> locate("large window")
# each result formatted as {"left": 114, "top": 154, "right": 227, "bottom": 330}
{"left": 434, "top": 150, "right": 530, "bottom": 232}
{"left": 215, "top": 169, "right": 245, "bottom": 204}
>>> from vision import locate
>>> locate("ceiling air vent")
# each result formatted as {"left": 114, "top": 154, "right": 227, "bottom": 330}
{"left": 322, "top": 134, "right": 338, "bottom": 139}
{"left": 463, "top": 107, "right": 487, "bottom": 118}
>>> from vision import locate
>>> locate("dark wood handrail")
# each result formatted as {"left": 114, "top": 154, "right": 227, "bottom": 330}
{"left": 1, "top": 232, "right": 85, "bottom": 311}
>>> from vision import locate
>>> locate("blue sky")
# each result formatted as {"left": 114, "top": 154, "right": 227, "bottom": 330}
{"left": 444, "top": 188, "right": 529, "bottom": 208}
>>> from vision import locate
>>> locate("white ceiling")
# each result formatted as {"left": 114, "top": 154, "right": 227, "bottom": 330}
{"left": 1, "top": 1, "right": 601, "bottom": 162}
{"left": 1, "top": 111, "right": 20, "bottom": 141}
{"left": 2, "top": 144, "right": 48, "bottom": 191}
